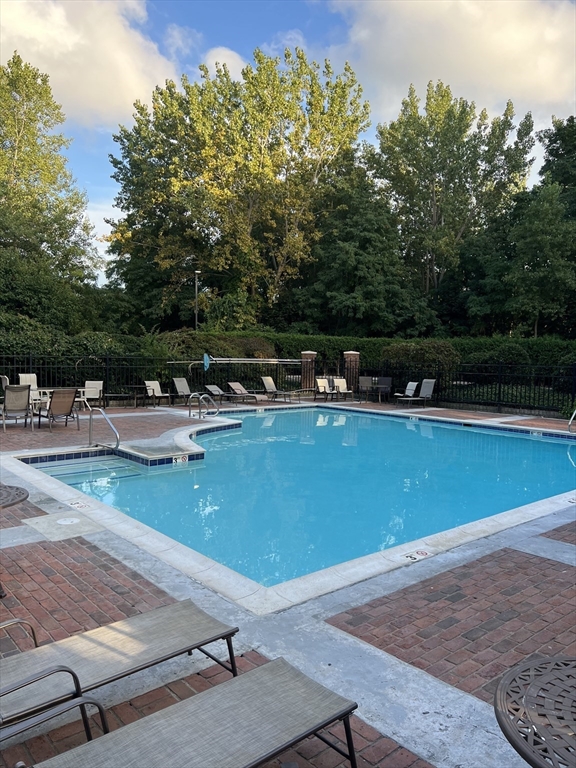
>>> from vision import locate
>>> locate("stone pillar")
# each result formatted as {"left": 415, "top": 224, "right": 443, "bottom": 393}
{"left": 343, "top": 351, "right": 360, "bottom": 392}
{"left": 301, "top": 351, "right": 317, "bottom": 392}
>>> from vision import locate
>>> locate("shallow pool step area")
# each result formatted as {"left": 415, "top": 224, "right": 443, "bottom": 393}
{"left": 39, "top": 456, "right": 144, "bottom": 485}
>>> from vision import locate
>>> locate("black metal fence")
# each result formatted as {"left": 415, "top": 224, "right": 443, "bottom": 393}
{"left": 0, "top": 354, "right": 573, "bottom": 414}
{"left": 358, "top": 362, "right": 576, "bottom": 414}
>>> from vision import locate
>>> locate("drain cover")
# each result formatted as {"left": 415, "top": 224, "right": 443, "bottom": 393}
{"left": 56, "top": 518, "right": 80, "bottom": 525}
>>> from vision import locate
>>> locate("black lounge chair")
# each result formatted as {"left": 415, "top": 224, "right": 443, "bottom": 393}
{"left": 0, "top": 600, "right": 238, "bottom": 739}
{"left": 14, "top": 658, "right": 359, "bottom": 768}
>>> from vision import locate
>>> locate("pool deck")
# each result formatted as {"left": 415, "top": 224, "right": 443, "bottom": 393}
{"left": 1, "top": 402, "right": 575, "bottom": 768}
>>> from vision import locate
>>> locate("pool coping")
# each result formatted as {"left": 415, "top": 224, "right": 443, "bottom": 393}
{"left": 3, "top": 406, "right": 575, "bottom": 616}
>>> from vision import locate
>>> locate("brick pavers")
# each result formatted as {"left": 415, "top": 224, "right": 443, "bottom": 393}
{"left": 0, "top": 538, "right": 433, "bottom": 768}
{"left": 0, "top": 649, "right": 434, "bottom": 768}
{"left": 0, "top": 499, "right": 46, "bottom": 529}
{"left": 542, "top": 520, "right": 576, "bottom": 546}
{"left": 327, "top": 548, "right": 576, "bottom": 703}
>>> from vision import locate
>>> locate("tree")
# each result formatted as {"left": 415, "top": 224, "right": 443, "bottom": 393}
{"left": 275, "top": 152, "right": 433, "bottom": 336}
{"left": 0, "top": 53, "right": 99, "bottom": 331}
{"left": 106, "top": 48, "right": 370, "bottom": 330}
{"left": 375, "top": 82, "right": 534, "bottom": 297}
{"left": 538, "top": 116, "right": 576, "bottom": 218}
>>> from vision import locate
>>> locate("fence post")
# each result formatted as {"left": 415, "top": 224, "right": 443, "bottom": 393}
{"left": 343, "top": 351, "right": 360, "bottom": 393}
{"left": 301, "top": 351, "right": 317, "bottom": 391}
{"left": 497, "top": 363, "right": 502, "bottom": 413}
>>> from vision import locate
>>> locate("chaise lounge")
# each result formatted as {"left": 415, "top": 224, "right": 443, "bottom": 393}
{"left": 13, "top": 658, "right": 359, "bottom": 768}
{"left": 0, "top": 600, "right": 238, "bottom": 738}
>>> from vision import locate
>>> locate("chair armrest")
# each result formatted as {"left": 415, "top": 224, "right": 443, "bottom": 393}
{"left": 1, "top": 664, "right": 83, "bottom": 699}
{"left": 0, "top": 618, "right": 39, "bottom": 647}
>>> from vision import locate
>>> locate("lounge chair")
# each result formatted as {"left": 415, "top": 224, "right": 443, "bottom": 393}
{"left": 37, "top": 389, "right": 79, "bottom": 431}
{"left": 1, "top": 385, "right": 33, "bottom": 431}
{"left": 144, "top": 380, "right": 172, "bottom": 407}
{"left": 228, "top": 382, "right": 268, "bottom": 402}
{"left": 205, "top": 384, "right": 243, "bottom": 404}
{"left": 173, "top": 377, "right": 194, "bottom": 406}
{"left": 260, "top": 376, "right": 310, "bottom": 402}
{"left": 333, "top": 377, "right": 354, "bottom": 401}
{"left": 398, "top": 378, "right": 436, "bottom": 408}
{"left": 358, "top": 376, "right": 374, "bottom": 402}
{"left": 314, "top": 377, "right": 337, "bottom": 401}
{"left": 0, "top": 600, "right": 239, "bottom": 737}
{"left": 394, "top": 381, "right": 418, "bottom": 404}
{"left": 14, "top": 658, "right": 359, "bottom": 768}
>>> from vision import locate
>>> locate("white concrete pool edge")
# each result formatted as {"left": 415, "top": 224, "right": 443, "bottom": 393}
{"left": 2, "top": 446, "right": 573, "bottom": 616}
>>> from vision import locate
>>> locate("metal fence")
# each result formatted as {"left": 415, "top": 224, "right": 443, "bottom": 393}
{"left": 0, "top": 354, "right": 573, "bottom": 414}
{"left": 358, "top": 362, "right": 576, "bottom": 414}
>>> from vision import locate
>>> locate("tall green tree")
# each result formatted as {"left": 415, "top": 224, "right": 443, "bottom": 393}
{"left": 275, "top": 153, "right": 433, "bottom": 336}
{"left": 0, "top": 52, "right": 99, "bottom": 331}
{"left": 375, "top": 82, "right": 534, "bottom": 298}
{"left": 538, "top": 116, "right": 576, "bottom": 218}
{"left": 107, "top": 48, "right": 370, "bottom": 330}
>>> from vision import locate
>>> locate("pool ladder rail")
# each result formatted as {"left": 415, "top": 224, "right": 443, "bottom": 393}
{"left": 188, "top": 393, "right": 219, "bottom": 419}
{"left": 569, "top": 408, "right": 576, "bottom": 433}
{"left": 86, "top": 405, "right": 120, "bottom": 449}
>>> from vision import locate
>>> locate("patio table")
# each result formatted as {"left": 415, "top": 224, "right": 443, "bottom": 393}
{"left": 494, "top": 655, "right": 576, "bottom": 768}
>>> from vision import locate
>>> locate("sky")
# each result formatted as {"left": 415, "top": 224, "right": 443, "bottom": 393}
{"left": 1, "top": 0, "right": 575, "bottom": 275}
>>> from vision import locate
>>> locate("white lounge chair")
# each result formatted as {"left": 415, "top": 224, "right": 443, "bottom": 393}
{"left": 397, "top": 379, "right": 435, "bottom": 408}
{"left": 333, "top": 377, "right": 354, "bottom": 401}
{"left": 314, "top": 377, "right": 337, "bottom": 401}
{"left": 394, "top": 381, "right": 418, "bottom": 404}
{"left": 227, "top": 382, "right": 268, "bottom": 402}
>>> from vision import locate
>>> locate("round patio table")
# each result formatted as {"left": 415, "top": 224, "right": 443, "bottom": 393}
{"left": 494, "top": 656, "right": 576, "bottom": 768}
{"left": 0, "top": 483, "right": 30, "bottom": 598}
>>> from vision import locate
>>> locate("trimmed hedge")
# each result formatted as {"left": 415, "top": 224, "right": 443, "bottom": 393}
{"left": 1, "top": 312, "right": 575, "bottom": 365}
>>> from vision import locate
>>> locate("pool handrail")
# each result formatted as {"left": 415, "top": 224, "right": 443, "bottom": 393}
{"left": 87, "top": 406, "right": 120, "bottom": 449}
{"left": 569, "top": 408, "right": 576, "bottom": 432}
{"left": 188, "top": 393, "right": 219, "bottom": 419}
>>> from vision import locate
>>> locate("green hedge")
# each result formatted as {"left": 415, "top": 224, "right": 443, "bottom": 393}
{"left": 1, "top": 312, "right": 575, "bottom": 365}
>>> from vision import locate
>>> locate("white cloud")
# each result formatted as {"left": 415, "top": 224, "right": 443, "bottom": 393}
{"left": 203, "top": 46, "right": 247, "bottom": 80}
{"left": 0, "top": 0, "right": 178, "bottom": 127}
{"left": 164, "top": 23, "right": 203, "bottom": 61}
{"left": 329, "top": 0, "right": 576, "bottom": 129}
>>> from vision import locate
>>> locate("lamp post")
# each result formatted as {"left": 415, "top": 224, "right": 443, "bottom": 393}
{"left": 194, "top": 270, "right": 201, "bottom": 331}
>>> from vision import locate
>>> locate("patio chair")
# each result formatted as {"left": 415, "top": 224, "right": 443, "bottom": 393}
{"left": 393, "top": 381, "right": 418, "bottom": 404}
{"left": 18, "top": 373, "right": 49, "bottom": 411}
{"left": 228, "top": 381, "right": 268, "bottom": 402}
{"left": 376, "top": 377, "right": 392, "bottom": 403}
{"left": 81, "top": 381, "right": 103, "bottom": 408}
{"left": 1, "top": 385, "right": 33, "bottom": 432}
{"left": 333, "top": 377, "right": 354, "bottom": 401}
{"left": 13, "top": 658, "right": 359, "bottom": 768}
{"left": 397, "top": 379, "right": 436, "bottom": 408}
{"left": 144, "top": 380, "right": 172, "bottom": 407}
{"left": 0, "top": 600, "right": 239, "bottom": 737}
{"left": 314, "top": 377, "right": 337, "bottom": 401}
{"left": 37, "top": 389, "right": 79, "bottom": 431}
{"left": 358, "top": 376, "right": 374, "bottom": 402}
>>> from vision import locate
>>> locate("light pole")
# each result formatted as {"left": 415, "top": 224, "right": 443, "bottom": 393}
{"left": 194, "top": 270, "right": 201, "bottom": 330}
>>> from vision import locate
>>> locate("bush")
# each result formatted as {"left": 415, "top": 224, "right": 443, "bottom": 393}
{"left": 381, "top": 339, "right": 460, "bottom": 370}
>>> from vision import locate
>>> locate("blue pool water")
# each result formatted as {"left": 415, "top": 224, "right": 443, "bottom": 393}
{"left": 39, "top": 409, "right": 575, "bottom": 586}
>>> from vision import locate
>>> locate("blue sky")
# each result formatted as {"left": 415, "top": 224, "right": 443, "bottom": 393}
{"left": 2, "top": 0, "right": 575, "bottom": 270}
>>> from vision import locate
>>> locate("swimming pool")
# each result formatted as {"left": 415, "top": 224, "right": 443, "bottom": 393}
{"left": 38, "top": 408, "right": 575, "bottom": 587}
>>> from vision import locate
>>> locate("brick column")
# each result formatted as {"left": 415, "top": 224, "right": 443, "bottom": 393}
{"left": 343, "top": 351, "right": 360, "bottom": 393}
{"left": 301, "top": 351, "right": 317, "bottom": 391}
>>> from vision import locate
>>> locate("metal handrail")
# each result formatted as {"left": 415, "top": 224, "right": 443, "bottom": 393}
{"left": 188, "top": 393, "right": 219, "bottom": 419}
{"left": 568, "top": 408, "right": 576, "bottom": 432}
{"left": 88, "top": 406, "right": 120, "bottom": 449}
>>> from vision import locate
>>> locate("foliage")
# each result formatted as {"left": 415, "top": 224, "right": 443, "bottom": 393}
{"left": 380, "top": 339, "right": 460, "bottom": 370}
{"left": 374, "top": 81, "right": 534, "bottom": 297}
{"left": 0, "top": 53, "right": 100, "bottom": 330}
{"left": 106, "top": 47, "right": 370, "bottom": 330}
{"left": 538, "top": 116, "right": 576, "bottom": 218}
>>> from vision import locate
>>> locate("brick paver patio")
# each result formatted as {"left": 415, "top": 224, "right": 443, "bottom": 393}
{"left": 0, "top": 519, "right": 433, "bottom": 768}
{"left": 542, "top": 519, "right": 576, "bottom": 545}
{"left": 327, "top": 545, "right": 576, "bottom": 703}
